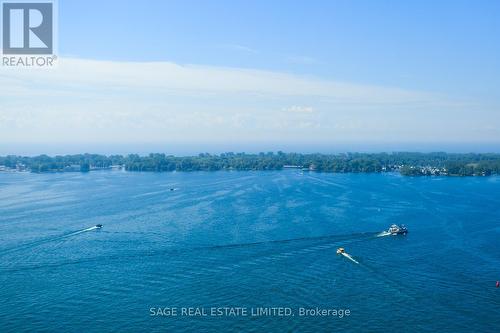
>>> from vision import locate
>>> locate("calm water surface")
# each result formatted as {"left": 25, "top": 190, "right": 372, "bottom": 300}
{"left": 0, "top": 171, "right": 499, "bottom": 332}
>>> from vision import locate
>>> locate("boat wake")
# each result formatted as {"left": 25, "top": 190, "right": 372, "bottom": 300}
{"left": 65, "top": 226, "right": 99, "bottom": 236}
{"left": 341, "top": 252, "right": 360, "bottom": 264}
{"left": 0, "top": 225, "right": 102, "bottom": 257}
{"left": 204, "top": 232, "right": 378, "bottom": 250}
{"left": 376, "top": 231, "right": 392, "bottom": 237}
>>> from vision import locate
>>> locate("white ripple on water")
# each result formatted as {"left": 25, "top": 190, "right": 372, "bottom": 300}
{"left": 0, "top": 225, "right": 102, "bottom": 258}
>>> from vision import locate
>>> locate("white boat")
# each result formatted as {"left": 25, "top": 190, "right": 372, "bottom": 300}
{"left": 388, "top": 224, "right": 408, "bottom": 235}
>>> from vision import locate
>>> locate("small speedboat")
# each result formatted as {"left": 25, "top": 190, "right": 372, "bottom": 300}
{"left": 95, "top": 224, "right": 103, "bottom": 229}
{"left": 388, "top": 224, "right": 407, "bottom": 235}
{"left": 336, "top": 247, "right": 345, "bottom": 254}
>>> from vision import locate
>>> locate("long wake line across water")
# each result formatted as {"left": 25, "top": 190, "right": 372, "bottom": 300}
{"left": 2, "top": 225, "right": 424, "bottom": 307}
{"left": 0, "top": 226, "right": 101, "bottom": 257}
{"left": 203, "top": 231, "right": 379, "bottom": 250}
{"left": 0, "top": 230, "right": 386, "bottom": 273}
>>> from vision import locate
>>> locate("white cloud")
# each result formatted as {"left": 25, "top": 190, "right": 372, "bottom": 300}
{"left": 219, "top": 44, "right": 259, "bottom": 54}
{"left": 0, "top": 58, "right": 426, "bottom": 102}
{"left": 0, "top": 57, "right": 496, "bottom": 145}
{"left": 283, "top": 105, "right": 314, "bottom": 113}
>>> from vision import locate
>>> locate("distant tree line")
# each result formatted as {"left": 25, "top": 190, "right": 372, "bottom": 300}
{"left": 1, "top": 152, "right": 500, "bottom": 176}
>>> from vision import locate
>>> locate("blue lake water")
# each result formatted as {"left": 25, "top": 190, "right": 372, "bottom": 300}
{"left": 0, "top": 171, "right": 499, "bottom": 332}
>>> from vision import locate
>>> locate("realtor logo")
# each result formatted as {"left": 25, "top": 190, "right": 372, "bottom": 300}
{"left": 2, "top": 1, "right": 53, "bottom": 54}
{"left": 1, "top": 0, "right": 57, "bottom": 67}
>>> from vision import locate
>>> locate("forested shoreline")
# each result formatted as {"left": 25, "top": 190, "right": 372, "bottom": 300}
{"left": 1, "top": 152, "right": 500, "bottom": 176}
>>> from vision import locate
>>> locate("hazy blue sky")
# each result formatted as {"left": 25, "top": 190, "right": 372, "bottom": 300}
{"left": 59, "top": 0, "right": 500, "bottom": 97}
{"left": 1, "top": 0, "right": 500, "bottom": 153}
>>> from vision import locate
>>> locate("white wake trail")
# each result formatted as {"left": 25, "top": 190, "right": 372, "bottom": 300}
{"left": 0, "top": 226, "right": 101, "bottom": 257}
{"left": 63, "top": 226, "right": 98, "bottom": 237}
{"left": 342, "top": 253, "right": 359, "bottom": 264}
